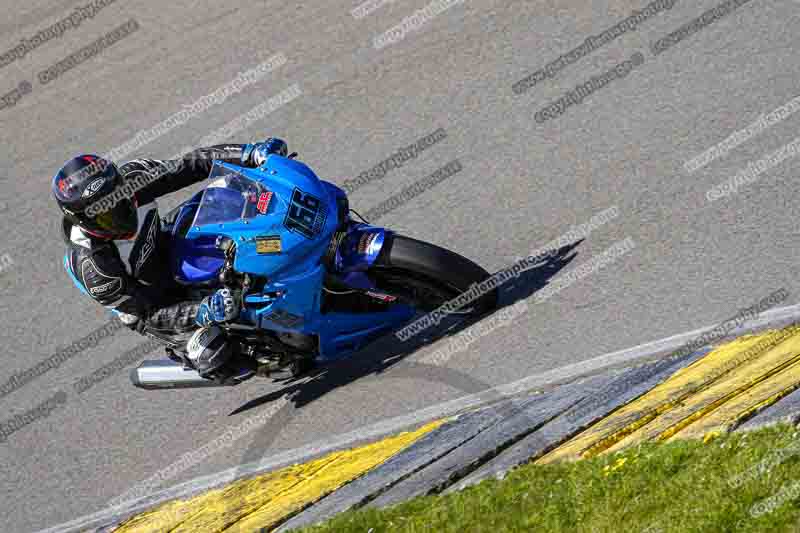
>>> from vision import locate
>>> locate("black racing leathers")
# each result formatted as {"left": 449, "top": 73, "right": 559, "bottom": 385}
{"left": 63, "top": 145, "right": 247, "bottom": 353}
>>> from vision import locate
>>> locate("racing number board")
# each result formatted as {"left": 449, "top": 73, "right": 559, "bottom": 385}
{"left": 283, "top": 187, "right": 327, "bottom": 239}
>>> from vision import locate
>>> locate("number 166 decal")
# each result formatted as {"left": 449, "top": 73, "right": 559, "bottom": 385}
{"left": 283, "top": 187, "right": 327, "bottom": 239}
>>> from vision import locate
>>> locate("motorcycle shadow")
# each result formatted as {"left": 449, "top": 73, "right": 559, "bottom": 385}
{"left": 229, "top": 240, "right": 582, "bottom": 416}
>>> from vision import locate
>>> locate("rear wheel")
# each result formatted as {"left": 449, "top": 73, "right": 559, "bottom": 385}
{"left": 369, "top": 235, "right": 497, "bottom": 315}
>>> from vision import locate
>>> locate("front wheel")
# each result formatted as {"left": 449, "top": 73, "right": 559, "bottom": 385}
{"left": 368, "top": 235, "right": 497, "bottom": 316}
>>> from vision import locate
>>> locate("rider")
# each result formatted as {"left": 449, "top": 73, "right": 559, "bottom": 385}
{"left": 53, "top": 138, "right": 290, "bottom": 384}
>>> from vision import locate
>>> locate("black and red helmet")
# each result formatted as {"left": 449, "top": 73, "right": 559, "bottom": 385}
{"left": 52, "top": 155, "right": 138, "bottom": 239}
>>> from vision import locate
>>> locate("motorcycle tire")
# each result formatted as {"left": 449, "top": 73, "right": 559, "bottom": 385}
{"left": 369, "top": 234, "right": 498, "bottom": 316}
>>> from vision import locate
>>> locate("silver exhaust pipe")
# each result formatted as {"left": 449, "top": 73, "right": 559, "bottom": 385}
{"left": 130, "top": 360, "right": 235, "bottom": 389}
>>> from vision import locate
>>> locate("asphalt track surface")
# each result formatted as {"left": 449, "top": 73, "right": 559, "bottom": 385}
{"left": 0, "top": 1, "right": 798, "bottom": 531}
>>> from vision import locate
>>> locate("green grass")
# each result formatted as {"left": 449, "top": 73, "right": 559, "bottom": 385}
{"left": 297, "top": 423, "right": 800, "bottom": 533}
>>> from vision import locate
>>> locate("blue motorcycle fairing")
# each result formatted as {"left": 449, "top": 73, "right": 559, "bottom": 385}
{"left": 185, "top": 157, "right": 340, "bottom": 282}
{"left": 168, "top": 190, "right": 226, "bottom": 285}
{"left": 165, "top": 156, "right": 414, "bottom": 361}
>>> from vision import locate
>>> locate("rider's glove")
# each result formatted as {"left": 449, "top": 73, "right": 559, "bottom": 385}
{"left": 196, "top": 288, "right": 240, "bottom": 327}
{"left": 241, "top": 138, "right": 289, "bottom": 167}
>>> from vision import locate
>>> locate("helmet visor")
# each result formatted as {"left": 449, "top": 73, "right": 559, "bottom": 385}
{"left": 83, "top": 198, "right": 138, "bottom": 239}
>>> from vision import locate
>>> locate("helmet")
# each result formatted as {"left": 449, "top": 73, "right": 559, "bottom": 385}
{"left": 52, "top": 154, "right": 138, "bottom": 239}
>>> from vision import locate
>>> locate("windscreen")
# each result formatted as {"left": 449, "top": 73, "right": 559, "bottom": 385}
{"left": 192, "top": 163, "right": 269, "bottom": 226}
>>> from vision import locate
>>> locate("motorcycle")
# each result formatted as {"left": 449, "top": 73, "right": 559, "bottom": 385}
{"left": 76, "top": 153, "right": 497, "bottom": 389}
